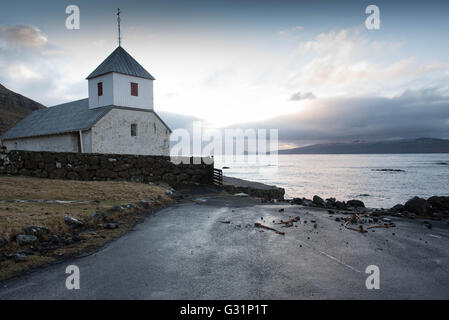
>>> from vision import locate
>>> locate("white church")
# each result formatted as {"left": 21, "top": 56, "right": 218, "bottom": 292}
{"left": 1, "top": 45, "right": 171, "bottom": 156}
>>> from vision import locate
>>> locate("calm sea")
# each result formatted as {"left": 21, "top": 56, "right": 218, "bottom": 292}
{"left": 216, "top": 154, "right": 449, "bottom": 208}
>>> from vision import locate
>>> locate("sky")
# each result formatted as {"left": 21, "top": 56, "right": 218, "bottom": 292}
{"left": 1, "top": 0, "right": 449, "bottom": 147}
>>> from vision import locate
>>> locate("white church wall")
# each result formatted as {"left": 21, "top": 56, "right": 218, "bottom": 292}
{"left": 88, "top": 73, "right": 114, "bottom": 108}
{"left": 2, "top": 133, "right": 80, "bottom": 152}
{"left": 91, "top": 108, "right": 169, "bottom": 155}
{"left": 82, "top": 130, "right": 92, "bottom": 153}
{"left": 112, "top": 73, "right": 153, "bottom": 109}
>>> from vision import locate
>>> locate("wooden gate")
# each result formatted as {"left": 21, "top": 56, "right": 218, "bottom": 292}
{"left": 213, "top": 168, "right": 223, "bottom": 186}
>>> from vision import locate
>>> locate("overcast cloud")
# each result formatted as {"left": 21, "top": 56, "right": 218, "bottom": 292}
{"left": 232, "top": 87, "right": 449, "bottom": 146}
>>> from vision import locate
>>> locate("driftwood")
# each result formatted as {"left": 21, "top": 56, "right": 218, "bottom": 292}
{"left": 344, "top": 212, "right": 367, "bottom": 227}
{"left": 345, "top": 225, "right": 368, "bottom": 233}
{"left": 341, "top": 210, "right": 397, "bottom": 234}
{"left": 367, "top": 223, "right": 396, "bottom": 229}
{"left": 277, "top": 216, "right": 300, "bottom": 228}
{"left": 254, "top": 223, "right": 285, "bottom": 235}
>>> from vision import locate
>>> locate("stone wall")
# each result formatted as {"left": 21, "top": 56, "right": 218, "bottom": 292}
{"left": 222, "top": 184, "right": 285, "bottom": 200}
{"left": 0, "top": 149, "right": 213, "bottom": 186}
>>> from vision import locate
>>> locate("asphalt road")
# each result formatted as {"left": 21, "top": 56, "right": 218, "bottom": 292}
{"left": 1, "top": 195, "right": 448, "bottom": 299}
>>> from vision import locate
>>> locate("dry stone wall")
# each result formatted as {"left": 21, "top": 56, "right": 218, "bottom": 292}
{"left": 0, "top": 149, "right": 213, "bottom": 186}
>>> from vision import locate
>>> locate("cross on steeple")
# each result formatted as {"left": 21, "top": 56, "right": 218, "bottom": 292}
{"left": 117, "top": 8, "right": 121, "bottom": 47}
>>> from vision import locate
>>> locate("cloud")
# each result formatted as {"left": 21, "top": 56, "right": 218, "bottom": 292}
{"left": 230, "top": 87, "right": 449, "bottom": 145}
{"left": 289, "top": 91, "right": 316, "bottom": 101}
{"left": 0, "top": 24, "right": 85, "bottom": 106}
{"left": 157, "top": 111, "right": 203, "bottom": 132}
{"left": 287, "top": 28, "right": 449, "bottom": 98}
{"left": 6, "top": 64, "right": 42, "bottom": 81}
{"left": 279, "top": 26, "right": 304, "bottom": 37}
{"left": 0, "top": 25, "right": 48, "bottom": 49}
{"left": 203, "top": 67, "right": 236, "bottom": 87}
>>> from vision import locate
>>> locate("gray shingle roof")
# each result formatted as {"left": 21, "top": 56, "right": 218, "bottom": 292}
{"left": 1, "top": 99, "right": 112, "bottom": 140}
{"left": 1, "top": 99, "right": 172, "bottom": 140}
{"left": 86, "top": 46, "right": 155, "bottom": 80}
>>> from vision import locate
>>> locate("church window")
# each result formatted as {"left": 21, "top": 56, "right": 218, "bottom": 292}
{"left": 97, "top": 82, "right": 103, "bottom": 96}
{"left": 131, "top": 123, "right": 138, "bottom": 136}
{"left": 131, "top": 82, "right": 138, "bottom": 96}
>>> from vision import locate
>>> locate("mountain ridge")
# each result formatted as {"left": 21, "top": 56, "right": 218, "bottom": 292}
{"left": 0, "top": 83, "right": 46, "bottom": 136}
{"left": 279, "top": 138, "right": 449, "bottom": 154}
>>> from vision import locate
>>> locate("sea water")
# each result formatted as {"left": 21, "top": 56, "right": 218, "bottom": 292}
{"left": 216, "top": 154, "right": 449, "bottom": 208}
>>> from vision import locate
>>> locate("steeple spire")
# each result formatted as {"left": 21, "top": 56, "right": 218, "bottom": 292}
{"left": 117, "top": 8, "right": 121, "bottom": 47}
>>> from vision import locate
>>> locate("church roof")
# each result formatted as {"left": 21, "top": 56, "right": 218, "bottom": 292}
{"left": 1, "top": 99, "right": 111, "bottom": 140}
{"left": 86, "top": 46, "right": 155, "bottom": 80}
{"left": 1, "top": 99, "right": 171, "bottom": 140}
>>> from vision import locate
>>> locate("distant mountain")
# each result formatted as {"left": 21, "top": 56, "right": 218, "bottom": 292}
{"left": 279, "top": 138, "right": 449, "bottom": 154}
{"left": 0, "top": 84, "right": 46, "bottom": 136}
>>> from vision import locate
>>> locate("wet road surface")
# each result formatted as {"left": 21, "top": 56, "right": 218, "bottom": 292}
{"left": 1, "top": 195, "right": 448, "bottom": 299}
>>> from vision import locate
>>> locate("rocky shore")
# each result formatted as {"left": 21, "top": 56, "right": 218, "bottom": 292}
{"left": 248, "top": 193, "right": 447, "bottom": 236}
{"left": 221, "top": 175, "right": 448, "bottom": 221}
{"left": 288, "top": 194, "right": 449, "bottom": 219}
